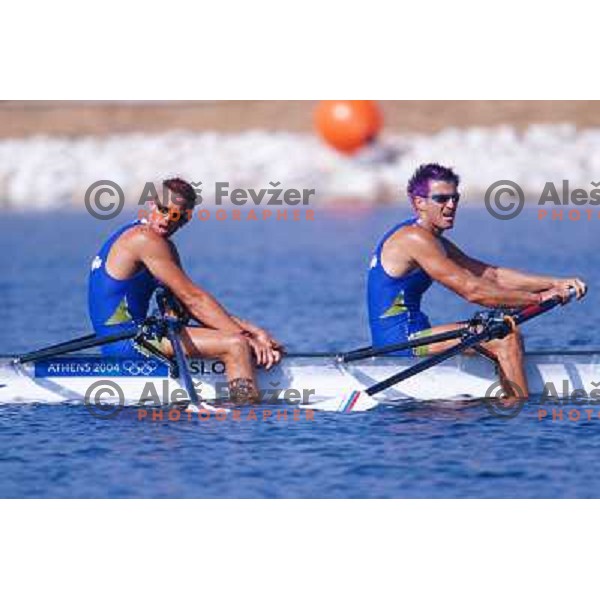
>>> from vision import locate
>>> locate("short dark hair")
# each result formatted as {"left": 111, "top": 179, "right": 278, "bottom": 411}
{"left": 407, "top": 163, "right": 460, "bottom": 201}
{"left": 163, "top": 178, "right": 197, "bottom": 208}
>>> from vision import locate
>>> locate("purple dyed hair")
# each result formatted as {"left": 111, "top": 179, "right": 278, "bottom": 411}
{"left": 407, "top": 163, "right": 460, "bottom": 201}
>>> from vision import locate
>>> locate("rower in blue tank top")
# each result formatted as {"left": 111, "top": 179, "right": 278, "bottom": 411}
{"left": 85, "top": 178, "right": 283, "bottom": 405}
{"left": 366, "top": 163, "right": 587, "bottom": 399}
{"left": 88, "top": 220, "right": 159, "bottom": 357}
{"left": 367, "top": 217, "right": 433, "bottom": 356}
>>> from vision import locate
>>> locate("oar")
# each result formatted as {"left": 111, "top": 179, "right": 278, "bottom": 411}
{"left": 17, "top": 326, "right": 140, "bottom": 364}
{"left": 339, "top": 327, "right": 469, "bottom": 363}
{"left": 339, "top": 307, "right": 525, "bottom": 363}
{"left": 21, "top": 333, "right": 97, "bottom": 356}
{"left": 155, "top": 289, "right": 197, "bottom": 403}
{"left": 309, "top": 290, "right": 576, "bottom": 413}
{"left": 162, "top": 315, "right": 200, "bottom": 405}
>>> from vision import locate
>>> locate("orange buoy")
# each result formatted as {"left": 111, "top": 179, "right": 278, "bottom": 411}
{"left": 314, "top": 100, "right": 382, "bottom": 154}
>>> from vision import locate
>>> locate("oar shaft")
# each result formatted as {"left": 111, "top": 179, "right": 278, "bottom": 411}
{"left": 341, "top": 327, "right": 468, "bottom": 363}
{"left": 365, "top": 328, "right": 489, "bottom": 395}
{"left": 165, "top": 320, "right": 198, "bottom": 404}
{"left": 28, "top": 333, "right": 97, "bottom": 354}
{"left": 18, "top": 326, "right": 140, "bottom": 364}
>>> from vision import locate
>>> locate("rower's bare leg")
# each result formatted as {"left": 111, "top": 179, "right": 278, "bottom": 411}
{"left": 159, "top": 327, "right": 259, "bottom": 403}
{"left": 483, "top": 332, "right": 528, "bottom": 399}
{"left": 413, "top": 323, "right": 529, "bottom": 399}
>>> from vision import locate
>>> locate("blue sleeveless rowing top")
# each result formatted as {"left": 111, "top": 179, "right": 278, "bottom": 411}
{"left": 367, "top": 217, "right": 433, "bottom": 354}
{"left": 88, "top": 220, "right": 159, "bottom": 342}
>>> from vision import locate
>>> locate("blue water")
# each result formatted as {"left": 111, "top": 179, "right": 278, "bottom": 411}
{"left": 1, "top": 206, "right": 599, "bottom": 498}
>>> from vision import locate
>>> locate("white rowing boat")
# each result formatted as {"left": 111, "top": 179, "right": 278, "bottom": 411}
{"left": 3, "top": 289, "right": 587, "bottom": 413}
{"left": 1, "top": 351, "right": 598, "bottom": 409}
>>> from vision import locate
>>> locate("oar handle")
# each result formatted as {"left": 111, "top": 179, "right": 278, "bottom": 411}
{"left": 514, "top": 287, "right": 577, "bottom": 326}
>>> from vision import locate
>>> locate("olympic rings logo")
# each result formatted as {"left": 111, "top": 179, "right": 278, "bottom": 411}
{"left": 122, "top": 359, "right": 159, "bottom": 376}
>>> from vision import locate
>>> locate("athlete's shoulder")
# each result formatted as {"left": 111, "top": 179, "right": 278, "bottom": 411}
{"left": 388, "top": 225, "right": 448, "bottom": 264}
{"left": 125, "top": 222, "right": 163, "bottom": 244}
{"left": 387, "top": 221, "right": 433, "bottom": 246}
{"left": 119, "top": 223, "right": 173, "bottom": 257}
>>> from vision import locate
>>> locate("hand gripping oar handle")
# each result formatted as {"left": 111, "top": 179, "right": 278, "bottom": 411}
{"left": 511, "top": 287, "right": 577, "bottom": 326}
{"left": 365, "top": 290, "right": 576, "bottom": 397}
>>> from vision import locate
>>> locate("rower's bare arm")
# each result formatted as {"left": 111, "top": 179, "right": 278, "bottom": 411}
{"left": 404, "top": 229, "right": 540, "bottom": 307}
{"left": 442, "top": 238, "right": 587, "bottom": 298}
{"left": 133, "top": 231, "right": 243, "bottom": 333}
{"left": 492, "top": 269, "right": 586, "bottom": 299}
{"left": 494, "top": 268, "right": 555, "bottom": 292}
{"left": 441, "top": 238, "right": 495, "bottom": 279}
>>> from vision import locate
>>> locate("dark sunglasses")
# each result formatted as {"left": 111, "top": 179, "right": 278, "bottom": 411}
{"left": 428, "top": 193, "right": 460, "bottom": 204}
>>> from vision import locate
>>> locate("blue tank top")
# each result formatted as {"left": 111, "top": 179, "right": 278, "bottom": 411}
{"left": 367, "top": 217, "right": 433, "bottom": 346}
{"left": 88, "top": 220, "right": 159, "bottom": 335}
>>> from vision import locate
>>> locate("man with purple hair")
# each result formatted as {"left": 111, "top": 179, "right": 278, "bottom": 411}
{"left": 367, "top": 163, "right": 586, "bottom": 398}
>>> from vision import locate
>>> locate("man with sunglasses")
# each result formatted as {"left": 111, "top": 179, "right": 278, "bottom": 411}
{"left": 367, "top": 163, "right": 586, "bottom": 399}
{"left": 88, "top": 177, "right": 282, "bottom": 404}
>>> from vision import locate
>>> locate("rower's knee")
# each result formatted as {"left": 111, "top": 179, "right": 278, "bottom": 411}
{"left": 223, "top": 333, "right": 251, "bottom": 359}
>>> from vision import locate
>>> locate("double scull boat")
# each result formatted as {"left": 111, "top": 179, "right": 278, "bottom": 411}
{"left": 2, "top": 287, "right": 592, "bottom": 413}
{"left": 1, "top": 351, "right": 598, "bottom": 409}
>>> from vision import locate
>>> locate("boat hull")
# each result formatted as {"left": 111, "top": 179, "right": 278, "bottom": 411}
{"left": 1, "top": 352, "right": 599, "bottom": 406}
